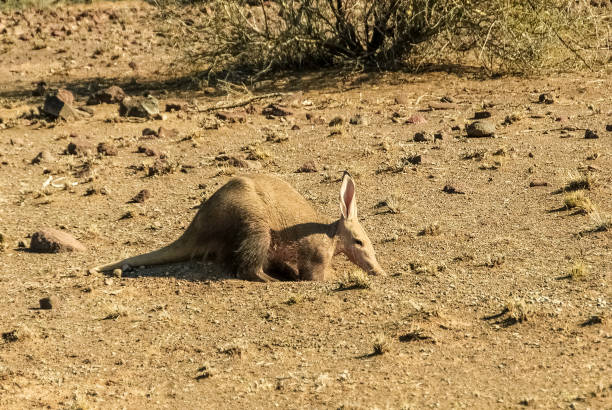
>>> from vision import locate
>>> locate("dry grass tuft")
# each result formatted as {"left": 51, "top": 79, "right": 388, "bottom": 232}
{"left": 219, "top": 340, "right": 248, "bottom": 357}
{"left": 589, "top": 212, "right": 612, "bottom": 232}
{"left": 372, "top": 333, "right": 391, "bottom": 356}
{"left": 485, "top": 253, "right": 505, "bottom": 268}
{"left": 418, "top": 222, "right": 441, "bottom": 236}
{"left": 503, "top": 299, "right": 531, "bottom": 324}
{"left": 563, "top": 191, "right": 594, "bottom": 214}
{"left": 285, "top": 294, "right": 304, "bottom": 305}
{"left": 337, "top": 270, "right": 371, "bottom": 290}
{"left": 568, "top": 262, "right": 588, "bottom": 281}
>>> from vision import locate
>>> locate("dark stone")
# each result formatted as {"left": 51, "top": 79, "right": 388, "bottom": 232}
{"left": 66, "top": 140, "right": 94, "bottom": 156}
{"left": 97, "top": 142, "right": 118, "bottom": 156}
{"left": 130, "top": 189, "right": 151, "bottom": 203}
{"left": 261, "top": 104, "right": 291, "bottom": 117}
{"left": 43, "top": 95, "right": 82, "bottom": 121}
{"left": 584, "top": 129, "right": 599, "bottom": 139}
{"left": 87, "top": 85, "right": 126, "bottom": 105}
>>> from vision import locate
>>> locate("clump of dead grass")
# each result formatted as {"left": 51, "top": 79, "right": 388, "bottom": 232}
{"left": 589, "top": 212, "right": 612, "bottom": 232}
{"left": 563, "top": 191, "right": 594, "bottom": 214}
{"left": 218, "top": 340, "right": 248, "bottom": 357}
{"left": 337, "top": 270, "right": 371, "bottom": 290}
{"left": 372, "top": 333, "right": 391, "bottom": 356}
{"left": 484, "top": 253, "right": 505, "bottom": 268}
{"left": 568, "top": 261, "right": 589, "bottom": 281}
{"left": 418, "top": 222, "right": 441, "bottom": 236}
{"left": 503, "top": 298, "right": 531, "bottom": 324}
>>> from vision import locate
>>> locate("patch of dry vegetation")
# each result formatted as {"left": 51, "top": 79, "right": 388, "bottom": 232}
{"left": 155, "top": 0, "right": 610, "bottom": 77}
{"left": 372, "top": 333, "right": 391, "bottom": 356}
{"left": 337, "top": 270, "right": 371, "bottom": 290}
{"left": 563, "top": 191, "right": 594, "bottom": 214}
{"left": 568, "top": 261, "right": 589, "bottom": 281}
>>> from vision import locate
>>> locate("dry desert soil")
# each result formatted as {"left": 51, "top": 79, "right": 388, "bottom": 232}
{"left": 0, "top": 1, "right": 611, "bottom": 409}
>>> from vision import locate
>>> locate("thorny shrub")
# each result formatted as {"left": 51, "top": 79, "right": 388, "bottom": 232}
{"left": 153, "top": 0, "right": 610, "bottom": 78}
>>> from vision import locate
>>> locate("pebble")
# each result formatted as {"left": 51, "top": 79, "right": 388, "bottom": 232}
{"left": 66, "top": 139, "right": 94, "bottom": 156}
{"left": 466, "top": 120, "right": 496, "bottom": 137}
{"left": 538, "top": 93, "right": 554, "bottom": 104}
{"left": 584, "top": 129, "right": 599, "bottom": 139}
{"left": 39, "top": 296, "right": 57, "bottom": 310}
{"left": 413, "top": 131, "right": 433, "bottom": 142}
{"left": 296, "top": 161, "right": 317, "bottom": 173}
{"left": 405, "top": 114, "right": 427, "bottom": 124}
{"left": 29, "top": 228, "right": 86, "bottom": 253}
{"left": 474, "top": 111, "right": 491, "bottom": 119}
{"left": 97, "top": 142, "right": 118, "bottom": 156}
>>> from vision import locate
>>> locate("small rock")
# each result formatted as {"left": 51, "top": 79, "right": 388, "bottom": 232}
{"left": 474, "top": 111, "right": 491, "bottom": 119}
{"left": 119, "top": 95, "right": 160, "bottom": 118}
{"left": 427, "top": 102, "right": 457, "bottom": 111}
{"left": 413, "top": 132, "right": 433, "bottom": 142}
{"left": 43, "top": 94, "right": 82, "bottom": 121}
{"left": 434, "top": 132, "right": 444, "bottom": 141}
{"left": 157, "top": 127, "right": 179, "bottom": 138}
{"left": 39, "top": 296, "right": 57, "bottom": 310}
{"left": 605, "top": 124, "right": 612, "bottom": 132}
{"left": 165, "top": 102, "right": 183, "bottom": 112}
{"left": 440, "top": 96, "right": 454, "bottom": 103}
{"left": 584, "top": 129, "right": 599, "bottom": 139}
{"left": 290, "top": 124, "right": 300, "bottom": 131}
{"left": 215, "top": 111, "right": 246, "bottom": 123}
{"left": 538, "top": 93, "right": 554, "bottom": 104}
{"left": 405, "top": 114, "right": 427, "bottom": 124}
{"left": 66, "top": 140, "right": 94, "bottom": 156}
{"left": 296, "top": 161, "right": 317, "bottom": 173}
{"left": 142, "top": 128, "right": 158, "bottom": 137}
{"left": 87, "top": 85, "right": 126, "bottom": 105}
{"left": 227, "top": 156, "right": 261, "bottom": 169}
{"left": 442, "top": 185, "right": 464, "bottom": 194}
{"left": 529, "top": 181, "right": 548, "bottom": 187}
{"left": 31, "top": 150, "right": 54, "bottom": 164}
{"left": 29, "top": 228, "right": 86, "bottom": 253}
{"left": 261, "top": 104, "right": 291, "bottom": 117}
{"left": 112, "top": 269, "right": 122, "bottom": 278}
{"left": 328, "top": 116, "right": 344, "bottom": 127}
{"left": 130, "top": 189, "right": 151, "bottom": 203}
{"left": 97, "top": 142, "right": 118, "bottom": 156}
{"left": 466, "top": 120, "right": 496, "bottom": 138}
{"left": 147, "top": 158, "right": 177, "bottom": 176}
{"left": 137, "top": 146, "right": 158, "bottom": 157}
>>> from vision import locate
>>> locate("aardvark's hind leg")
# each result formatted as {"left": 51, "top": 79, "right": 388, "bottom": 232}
{"left": 235, "top": 220, "right": 276, "bottom": 282}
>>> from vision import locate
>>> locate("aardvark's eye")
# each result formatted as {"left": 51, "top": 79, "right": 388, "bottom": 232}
{"left": 354, "top": 239, "right": 364, "bottom": 246}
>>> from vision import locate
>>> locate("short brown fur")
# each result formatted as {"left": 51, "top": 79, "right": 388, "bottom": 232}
{"left": 91, "top": 173, "right": 384, "bottom": 281}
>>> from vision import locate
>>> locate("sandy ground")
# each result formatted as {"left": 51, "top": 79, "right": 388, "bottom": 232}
{"left": 0, "top": 1, "right": 611, "bottom": 409}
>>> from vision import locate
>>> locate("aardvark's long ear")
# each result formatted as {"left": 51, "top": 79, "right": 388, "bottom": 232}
{"left": 339, "top": 172, "right": 357, "bottom": 220}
